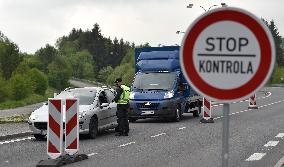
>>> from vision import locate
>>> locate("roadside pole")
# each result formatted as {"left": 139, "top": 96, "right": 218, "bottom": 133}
{"left": 222, "top": 103, "right": 230, "bottom": 167}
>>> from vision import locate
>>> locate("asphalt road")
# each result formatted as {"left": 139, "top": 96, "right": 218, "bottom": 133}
{"left": 0, "top": 87, "right": 284, "bottom": 167}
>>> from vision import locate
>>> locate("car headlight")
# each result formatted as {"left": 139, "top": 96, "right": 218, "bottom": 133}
{"left": 129, "top": 92, "right": 135, "bottom": 100}
{"left": 164, "top": 90, "right": 174, "bottom": 99}
{"left": 29, "top": 113, "right": 38, "bottom": 121}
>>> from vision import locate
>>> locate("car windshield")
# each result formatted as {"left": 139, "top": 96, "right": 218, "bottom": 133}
{"left": 132, "top": 72, "right": 176, "bottom": 90}
{"left": 56, "top": 89, "right": 97, "bottom": 105}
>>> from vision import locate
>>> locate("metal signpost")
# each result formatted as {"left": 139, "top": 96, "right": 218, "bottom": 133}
{"left": 180, "top": 7, "right": 275, "bottom": 167}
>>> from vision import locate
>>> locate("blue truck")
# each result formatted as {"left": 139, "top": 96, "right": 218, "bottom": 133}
{"left": 128, "top": 46, "right": 203, "bottom": 122}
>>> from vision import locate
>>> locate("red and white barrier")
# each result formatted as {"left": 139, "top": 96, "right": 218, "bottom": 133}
{"left": 47, "top": 99, "right": 63, "bottom": 159}
{"left": 37, "top": 98, "right": 88, "bottom": 166}
{"left": 203, "top": 97, "right": 211, "bottom": 120}
{"left": 248, "top": 94, "right": 258, "bottom": 109}
{"left": 65, "top": 99, "right": 79, "bottom": 155}
{"left": 200, "top": 97, "right": 214, "bottom": 123}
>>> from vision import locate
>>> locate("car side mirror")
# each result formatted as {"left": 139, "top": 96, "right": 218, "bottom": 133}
{"left": 100, "top": 103, "right": 109, "bottom": 109}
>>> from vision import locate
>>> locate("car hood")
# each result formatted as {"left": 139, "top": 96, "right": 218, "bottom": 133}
{"left": 30, "top": 104, "right": 91, "bottom": 122}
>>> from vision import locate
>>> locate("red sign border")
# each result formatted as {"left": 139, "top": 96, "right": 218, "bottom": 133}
{"left": 180, "top": 7, "right": 275, "bottom": 102}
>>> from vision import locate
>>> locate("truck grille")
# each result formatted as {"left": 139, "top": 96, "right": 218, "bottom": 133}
{"left": 137, "top": 102, "right": 159, "bottom": 110}
{"left": 34, "top": 122, "right": 65, "bottom": 130}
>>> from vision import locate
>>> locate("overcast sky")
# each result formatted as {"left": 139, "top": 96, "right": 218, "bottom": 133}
{"left": 0, "top": 0, "right": 283, "bottom": 53}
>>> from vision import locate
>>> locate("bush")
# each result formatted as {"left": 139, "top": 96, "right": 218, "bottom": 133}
{"left": 9, "top": 74, "right": 33, "bottom": 100}
{"left": 270, "top": 65, "right": 284, "bottom": 84}
{"left": 0, "top": 76, "right": 9, "bottom": 102}
{"left": 28, "top": 68, "right": 48, "bottom": 95}
{"left": 48, "top": 56, "right": 72, "bottom": 90}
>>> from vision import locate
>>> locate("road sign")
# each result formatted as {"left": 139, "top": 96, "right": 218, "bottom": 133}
{"left": 180, "top": 7, "right": 275, "bottom": 102}
{"left": 47, "top": 99, "right": 63, "bottom": 159}
{"left": 65, "top": 99, "right": 79, "bottom": 155}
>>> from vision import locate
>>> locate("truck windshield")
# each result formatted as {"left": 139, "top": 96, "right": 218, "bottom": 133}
{"left": 133, "top": 73, "right": 176, "bottom": 90}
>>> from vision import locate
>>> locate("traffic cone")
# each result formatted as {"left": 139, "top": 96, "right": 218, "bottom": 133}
{"left": 200, "top": 97, "right": 214, "bottom": 123}
{"left": 248, "top": 94, "right": 258, "bottom": 109}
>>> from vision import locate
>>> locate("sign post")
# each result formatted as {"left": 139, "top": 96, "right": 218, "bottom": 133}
{"left": 180, "top": 7, "right": 275, "bottom": 167}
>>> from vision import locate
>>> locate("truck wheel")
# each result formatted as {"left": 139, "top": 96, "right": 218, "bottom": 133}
{"left": 193, "top": 101, "right": 202, "bottom": 117}
{"left": 34, "top": 134, "right": 46, "bottom": 140}
{"left": 129, "top": 118, "right": 137, "bottom": 123}
{"left": 173, "top": 107, "right": 181, "bottom": 122}
{"left": 89, "top": 116, "right": 98, "bottom": 139}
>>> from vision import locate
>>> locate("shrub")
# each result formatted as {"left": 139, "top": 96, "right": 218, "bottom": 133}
{"left": 0, "top": 76, "right": 9, "bottom": 102}
{"left": 9, "top": 74, "right": 33, "bottom": 100}
{"left": 28, "top": 68, "right": 48, "bottom": 95}
{"left": 48, "top": 56, "right": 72, "bottom": 90}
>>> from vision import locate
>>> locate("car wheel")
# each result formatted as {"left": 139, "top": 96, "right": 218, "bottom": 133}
{"left": 34, "top": 134, "right": 46, "bottom": 140}
{"left": 129, "top": 118, "right": 137, "bottom": 123}
{"left": 173, "top": 107, "right": 181, "bottom": 122}
{"left": 89, "top": 116, "right": 98, "bottom": 139}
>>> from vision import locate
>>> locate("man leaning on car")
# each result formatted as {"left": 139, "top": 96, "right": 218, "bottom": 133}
{"left": 114, "top": 78, "right": 130, "bottom": 136}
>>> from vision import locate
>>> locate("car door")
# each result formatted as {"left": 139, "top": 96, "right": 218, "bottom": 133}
{"left": 104, "top": 89, "right": 117, "bottom": 124}
{"left": 97, "top": 91, "right": 112, "bottom": 126}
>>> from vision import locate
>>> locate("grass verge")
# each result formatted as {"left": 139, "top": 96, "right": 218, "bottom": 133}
{"left": 0, "top": 87, "right": 56, "bottom": 110}
{"left": 0, "top": 114, "right": 29, "bottom": 124}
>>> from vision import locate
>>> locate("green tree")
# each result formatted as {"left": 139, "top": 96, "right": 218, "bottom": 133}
{"left": 0, "top": 40, "right": 22, "bottom": 79}
{"left": 68, "top": 50, "right": 94, "bottom": 79}
{"left": 48, "top": 56, "right": 72, "bottom": 90}
{"left": 98, "top": 66, "right": 114, "bottom": 83}
{"left": 0, "top": 76, "right": 8, "bottom": 102}
{"left": 35, "top": 44, "right": 57, "bottom": 73}
{"left": 262, "top": 19, "right": 284, "bottom": 66}
{"left": 28, "top": 68, "right": 48, "bottom": 95}
{"left": 9, "top": 74, "right": 33, "bottom": 100}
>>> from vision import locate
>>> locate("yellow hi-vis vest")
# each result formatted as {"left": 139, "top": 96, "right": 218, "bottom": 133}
{"left": 117, "top": 85, "right": 130, "bottom": 104}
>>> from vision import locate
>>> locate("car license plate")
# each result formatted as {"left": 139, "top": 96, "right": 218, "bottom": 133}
{"left": 141, "top": 110, "right": 154, "bottom": 115}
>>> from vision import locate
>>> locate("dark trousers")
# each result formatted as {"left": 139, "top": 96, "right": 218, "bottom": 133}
{"left": 116, "top": 104, "right": 129, "bottom": 134}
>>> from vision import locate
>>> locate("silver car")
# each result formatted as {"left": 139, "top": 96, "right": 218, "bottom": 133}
{"left": 28, "top": 87, "right": 118, "bottom": 140}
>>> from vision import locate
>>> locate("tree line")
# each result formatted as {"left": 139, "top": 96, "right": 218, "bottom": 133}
{"left": 0, "top": 20, "right": 283, "bottom": 104}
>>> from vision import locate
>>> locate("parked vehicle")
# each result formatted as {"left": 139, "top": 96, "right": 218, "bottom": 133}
{"left": 28, "top": 87, "right": 117, "bottom": 140}
{"left": 128, "top": 46, "right": 202, "bottom": 122}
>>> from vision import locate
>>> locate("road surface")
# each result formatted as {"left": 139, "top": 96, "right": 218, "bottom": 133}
{"left": 0, "top": 87, "right": 284, "bottom": 167}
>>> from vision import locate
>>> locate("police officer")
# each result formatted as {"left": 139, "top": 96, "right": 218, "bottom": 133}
{"left": 114, "top": 78, "right": 130, "bottom": 136}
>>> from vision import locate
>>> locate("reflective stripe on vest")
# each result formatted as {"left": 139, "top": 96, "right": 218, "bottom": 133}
{"left": 117, "top": 85, "right": 130, "bottom": 104}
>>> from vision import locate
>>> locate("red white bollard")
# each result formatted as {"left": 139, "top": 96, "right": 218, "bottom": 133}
{"left": 248, "top": 94, "right": 258, "bottom": 109}
{"left": 38, "top": 98, "right": 87, "bottom": 166}
{"left": 65, "top": 99, "right": 79, "bottom": 155}
{"left": 47, "top": 99, "right": 63, "bottom": 159}
{"left": 200, "top": 97, "right": 214, "bottom": 123}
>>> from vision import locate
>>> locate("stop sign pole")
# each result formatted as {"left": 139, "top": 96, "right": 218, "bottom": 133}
{"left": 181, "top": 7, "right": 275, "bottom": 167}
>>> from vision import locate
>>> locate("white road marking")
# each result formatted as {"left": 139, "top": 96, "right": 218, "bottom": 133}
{"left": 0, "top": 137, "right": 34, "bottom": 145}
{"left": 212, "top": 92, "right": 271, "bottom": 108}
{"left": 246, "top": 153, "right": 266, "bottom": 161}
{"left": 178, "top": 127, "right": 186, "bottom": 130}
{"left": 264, "top": 141, "right": 279, "bottom": 147}
{"left": 118, "top": 142, "right": 135, "bottom": 147}
{"left": 275, "top": 133, "right": 284, "bottom": 138}
{"left": 213, "top": 99, "right": 284, "bottom": 120}
{"left": 151, "top": 133, "right": 166, "bottom": 138}
{"left": 274, "top": 154, "right": 284, "bottom": 167}
{"left": 87, "top": 153, "right": 98, "bottom": 157}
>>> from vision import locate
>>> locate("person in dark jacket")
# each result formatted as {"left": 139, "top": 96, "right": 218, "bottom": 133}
{"left": 114, "top": 78, "right": 130, "bottom": 136}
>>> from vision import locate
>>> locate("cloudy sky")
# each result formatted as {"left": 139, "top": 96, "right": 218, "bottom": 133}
{"left": 0, "top": 0, "right": 283, "bottom": 53}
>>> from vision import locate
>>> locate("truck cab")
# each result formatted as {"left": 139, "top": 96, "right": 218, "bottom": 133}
{"left": 128, "top": 46, "right": 202, "bottom": 122}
